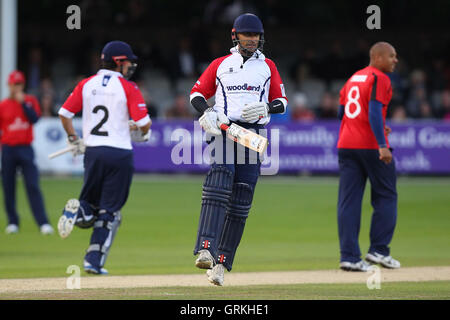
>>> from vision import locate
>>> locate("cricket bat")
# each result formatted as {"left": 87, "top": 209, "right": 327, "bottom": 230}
{"left": 220, "top": 123, "right": 268, "bottom": 155}
{"left": 48, "top": 145, "right": 77, "bottom": 159}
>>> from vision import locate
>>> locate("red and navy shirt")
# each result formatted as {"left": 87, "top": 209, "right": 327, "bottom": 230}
{"left": 0, "top": 95, "right": 41, "bottom": 146}
{"left": 338, "top": 66, "right": 392, "bottom": 149}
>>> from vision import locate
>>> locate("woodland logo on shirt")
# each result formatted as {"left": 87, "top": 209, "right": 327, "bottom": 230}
{"left": 226, "top": 83, "right": 261, "bottom": 92}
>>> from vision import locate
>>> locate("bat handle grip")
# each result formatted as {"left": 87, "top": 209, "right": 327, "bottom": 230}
{"left": 220, "top": 123, "right": 229, "bottom": 131}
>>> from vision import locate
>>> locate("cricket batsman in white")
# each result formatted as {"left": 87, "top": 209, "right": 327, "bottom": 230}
{"left": 190, "top": 13, "right": 288, "bottom": 285}
{"left": 57, "top": 41, "right": 151, "bottom": 275}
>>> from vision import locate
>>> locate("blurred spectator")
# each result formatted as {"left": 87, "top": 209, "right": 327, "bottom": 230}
{"left": 427, "top": 58, "right": 447, "bottom": 92}
{"left": 290, "top": 47, "right": 319, "bottom": 88}
{"left": 136, "top": 80, "right": 159, "bottom": 119}
{"left": 40, "top": 92, "right": 56, "bottom": 117}
{"left": 406, "top": 86, "right": 427, "bottom": 118}
{"left": 168, "top": 37, "right": 197, "bottom": 86}
{"left": 26, "top": 47, "right": 47, "bottom": 96}
{"left": 390, "top": 105, "right": 408, "bottom": 123}
{"left": 38, "top": 78, "right": 57, "bottom": 117}
{"left": 318, "top": 40, "right": 349, "bottom": 85}
{"left": 315, "top": 92, "right": 338, "bottom": 119}
{"left": 165, "top": 93, "right": 193, "bottom": 119}
{"left": 418, "top": 101, "right": 434, "bottom": 119}
{"left": 406, "top": 69, "right": 428, "bottom": 118}
{"left": 290, "top": 93, "right": 315, "bottom": 121}
{"left": 439, "top": 90, "right": 450, "bottom": 121}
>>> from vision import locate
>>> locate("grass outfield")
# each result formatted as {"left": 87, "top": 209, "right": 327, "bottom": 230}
{"left": 0, "top": 175, "right": 449, "bottom": 280}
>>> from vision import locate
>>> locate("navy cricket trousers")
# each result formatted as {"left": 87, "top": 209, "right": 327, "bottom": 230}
{"left": 337, "top": 148, "right": 398, "bottom": 262}
{"left": 79, "top": 146, "right": 134, "bottom": 214}
{"left": 1, "top": 145, "right": 49, "bottom": 226}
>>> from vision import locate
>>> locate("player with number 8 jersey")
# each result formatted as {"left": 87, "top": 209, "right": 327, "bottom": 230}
{"left": 337, "top": 64, "right": 392, "bottom": 149}
{"left": 57, "top": 41, "right": 151, "bottom": 275}
{"left": 336, "top": 42, "right": 401, "bottom": 272}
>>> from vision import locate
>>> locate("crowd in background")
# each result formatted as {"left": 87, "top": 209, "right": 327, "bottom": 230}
{"left": 16, "top": 0, "right": 450, "bottom": 122}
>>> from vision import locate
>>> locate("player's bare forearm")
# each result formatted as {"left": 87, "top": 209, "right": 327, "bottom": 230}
{"left": 59, "top": 115, "right": 77, "bottom": 137}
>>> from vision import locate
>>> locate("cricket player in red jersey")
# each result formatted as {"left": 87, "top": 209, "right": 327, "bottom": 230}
{"left": 0, "top": 70, "right": 53, "bottom": 235}
{"left": 337, "top": 42, "right": 400, "bottom": 271}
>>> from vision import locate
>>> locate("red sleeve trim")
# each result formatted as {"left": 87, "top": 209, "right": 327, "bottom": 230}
{"left": 60, "top": 75, "right": 95, "bottom": 115}
{"left": 190, "top": 54, "right": 231, "bottom": 100}
{"left": 118, "top": 77, "right": 149, "bottom": 122}
{"left": 265, "top": 58, "right": 287, "bottom": 103}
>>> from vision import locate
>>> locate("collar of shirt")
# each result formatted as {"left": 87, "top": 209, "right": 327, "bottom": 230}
{"left": 97, "top": 69, "right": 123, "bottom": 77}
{"left": 229, "top": 46, "right": 265, "bottom": 61}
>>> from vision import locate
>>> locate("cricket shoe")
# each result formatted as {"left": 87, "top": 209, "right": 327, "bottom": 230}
{"left": 366, "top": 252, "right": 401, "bottom": 269}
{"left": 206, "top": 264, "right": 225, "bottom": 286}
{"left": 340, "top": 260, "right": 371, "bottom": 272}
{"left": 83, "top": 260, "right": 109, "bottom": 275}
{"left": 40, "top": 224, "right": 54, "bottom": 235}
{"left": 5, "top": 224, "right": 19, "bottom": 234}
{"left": 195, "top": 249, "right": 215, "bottom": 269}
{"left": 58, "top": 199, "right": 80, "bottom": 238}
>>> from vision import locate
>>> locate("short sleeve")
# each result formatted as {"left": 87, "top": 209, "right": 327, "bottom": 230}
{"left": 59, "top": 78, "right": 90, "bottom": 118}
{"left": 119, "top": 78, "right": 150, "bottom": 126}
{"left": 190, "top": 55, "right": 230, "bottom": 101}
{"left": 265, "top": 58, "right": 288, "bottom": 103}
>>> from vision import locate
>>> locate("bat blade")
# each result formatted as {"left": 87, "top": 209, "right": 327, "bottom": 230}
{"left": 220, "top": 123, "right": 268, "bottom": 155}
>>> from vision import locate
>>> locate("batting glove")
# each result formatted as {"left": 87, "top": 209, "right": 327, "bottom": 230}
{"left": 199, "top": 107, "right": 230, "bottom": 135}
{"left": 67, "top": 135, "right": 85, "bottom": 156}
{"left": 241, "top": 102, "right": 269, "bottom": 122}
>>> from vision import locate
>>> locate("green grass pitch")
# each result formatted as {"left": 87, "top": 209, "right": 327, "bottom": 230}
{"left": 0, "top": 175, "right": 449, "bottom": 300}
{"left": 0, "top": 175, "right": 449, "bottom": 278}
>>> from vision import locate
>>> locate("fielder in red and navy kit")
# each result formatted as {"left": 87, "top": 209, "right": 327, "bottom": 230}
{"left": 191, "top": 13, "right": 288, "bottom": 286}
{"left": 0, "top": 70, "right": 53, "bottom": 235}
{"left": 337, "top": 42, "right": 400, "bottom": 271}
{"left": 57, "top": 41, "right": 151, "bottom": 275}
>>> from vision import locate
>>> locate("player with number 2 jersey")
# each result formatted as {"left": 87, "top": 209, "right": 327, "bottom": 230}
{"left": 57, "top": 41, "right": 151, "bottom": 275}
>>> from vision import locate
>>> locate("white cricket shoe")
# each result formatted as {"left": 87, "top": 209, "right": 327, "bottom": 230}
{"left": 195, "top": 249, "right": 215, "bottom": 269}
{"left": 5, "top": 224, "right": 19, "bottom": 234}
{"left": 207, "top": 264, "right": 225, "bottom": 286}
{"left": 340, "top": 260, "right": 371, "bottom": 272}
{"left": 40, "top": 224, "right": 54, "bottom": 235}
{"left": 366, "top": 252, "right": 401, "bottom": 269}
{"left": 58, "top": 199, "right": 80, "bottom": 238}
{"left": 83, "top": 260, "right": 109, "bottom": 275}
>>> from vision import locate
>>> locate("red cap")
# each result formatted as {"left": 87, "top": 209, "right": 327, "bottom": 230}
{"left": 8, "top": 70, "right": 26, "bottom": 85}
